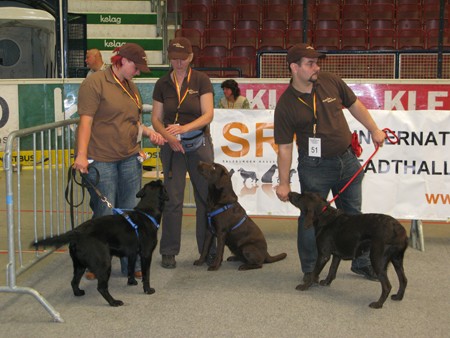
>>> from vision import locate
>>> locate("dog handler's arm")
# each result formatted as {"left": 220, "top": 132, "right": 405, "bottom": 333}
{"left": 276, "top": 143, "right": 293, "bottom": 202}
{"left": 73, "top": 115, "right": 93, "bottom": 174}
{"left": 348, "top": 99, "right": 386, "bottom": 147}
{"left": 151, "top": 100, "right": 184, "bottom": 153}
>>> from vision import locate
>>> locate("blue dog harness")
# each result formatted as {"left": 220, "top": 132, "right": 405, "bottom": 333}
{"left": 207, "top": 203, "right": 247, "bottom": 235}
{"left": 113, "top": 208, "right": 160, "bottom": 238}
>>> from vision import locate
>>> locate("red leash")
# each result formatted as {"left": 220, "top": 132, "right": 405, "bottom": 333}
{"left": 323, "top": 128, "right": 399, "bottom": 211}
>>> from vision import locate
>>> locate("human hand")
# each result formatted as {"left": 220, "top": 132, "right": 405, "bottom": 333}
{"left": 372, "top": 129, "right": 386, "bottom": 147}
{"left": 276, "top": 183, "right": 291, "bottom": 202}
{"left": 147, "top": 128, "right": 167, "bottom": 146}
{"left": 73, "top": 155, "right": 89, "bottom": 174}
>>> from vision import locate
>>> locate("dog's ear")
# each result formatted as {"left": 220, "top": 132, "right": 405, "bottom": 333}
{"left": 216, "top": 167, "right": 238, "bottom": 203}
{"left": 136, "top": 187, "right": 145, "bottom": 198}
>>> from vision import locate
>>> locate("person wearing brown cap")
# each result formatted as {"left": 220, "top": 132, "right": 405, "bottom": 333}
{"left": 74, "top": 43, "right": 166, "bottom": 279}
{"left": 274, "top": 43, "right": 386, "bottom": 285}
{"left": 151, "top": 37, "right": 215, "bottom": 269}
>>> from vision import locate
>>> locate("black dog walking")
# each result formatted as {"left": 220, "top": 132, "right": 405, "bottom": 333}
{"left": 33, "top": 180, "right": 168, "bottom": 307}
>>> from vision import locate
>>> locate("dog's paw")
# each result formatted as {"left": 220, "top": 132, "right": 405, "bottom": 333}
{"left": 207, "top": 265, "right": 220, "bottom": 271}
{"left": 226, "top": 255, "right": 239, "bottom": 262}
{"left": 319, "top": 279, "right": 332, "bottom": 286}
{"left": 109, "top": 300, "right": 124, "bottom": 307}
{"left": 73, "top": 289, "right": 85, "bottom": 297}
{"left": 369, "top": 301, "right": 383, "bottom": 309}
{"left": 144, "top": 287, "right": 155, "bottom": 295}
{"left": 295, "top": 283, "right": 311, "bottom": 291}
{"left": 391, "top": 293, "right": 403, "bottom": 301}
{"left": 127, "top": 278, "right": 138, "bottom": 286}
{"left": 193, "top": 259, "right": 204, "bottom": 266}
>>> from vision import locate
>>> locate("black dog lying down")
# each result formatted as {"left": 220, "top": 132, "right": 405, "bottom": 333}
{"left": 289, "top": 191, "right": 408, "bottom": 309}
{"left": 33, "top": 180, "right": 168, "bottom": 307}
{"left": 195, "top": 161, "right": 287, "bottom": 271}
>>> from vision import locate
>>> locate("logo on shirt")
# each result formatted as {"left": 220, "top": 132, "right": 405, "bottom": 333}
{"left": 323, "top": 97, "right": 336, "bottom": 103}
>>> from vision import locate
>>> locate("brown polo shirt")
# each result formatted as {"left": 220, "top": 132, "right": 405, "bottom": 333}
{"left": 274, "top": 72, "right": 357, "bottom": 157}
{"left": 152, "top": 67, "right": 213, "bottom": 126}
{"left": 78, "top": 67, "right": 141, "bottom": 161}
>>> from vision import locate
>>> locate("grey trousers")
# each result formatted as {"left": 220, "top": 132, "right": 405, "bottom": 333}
{"left": 159, "top": 134, "right": 214, "bottom": 256}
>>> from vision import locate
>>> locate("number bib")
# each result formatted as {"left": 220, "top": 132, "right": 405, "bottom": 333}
{"left": 308, "top": 137, "right": 321, "bottom": 157}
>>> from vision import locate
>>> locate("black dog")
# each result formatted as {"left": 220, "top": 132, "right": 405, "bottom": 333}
{"left": 238, "top": 168, "right": 259, "bottom": 184}
{"left": 195, "top": 161, "right": 287, "bottom": 271}
{"left": 33, "top": 180, "right": 168, "bottom": 307}
{"left": 261, "top": 164, "right": 278, "bottom": 183}
{"left": 288, "top": 191, "right": 408, "bottom": 309}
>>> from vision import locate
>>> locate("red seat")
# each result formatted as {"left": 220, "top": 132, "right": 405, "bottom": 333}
{"left": 201, "top": 45, "right": 229, "bottom": 59}
{"left": 230, "top": 45, "right": 256, "bottom": 60}
{"left": 262, "top": 19, "right": 287, "bottom": 31}
{"left": 203, "top": 29, "right": 231, "bottom": 49}
{"left": 175, "top": 28, "right": 203, "bottom": 50}
{"left": 209, "top": 19, "right": 234, "bottom": 31}
{"left": 423, "top": 4, "right": 441, "bottom": 21}
{"left": 426, "top": 29, "right": 450, "bottom": 49}
{"left": 341, "top": 29, "right": 368, "bottom": 50}
{"left": 315, "top": 20, "right": 340, "bottom": 31}
{"left": 236, "top": 19, "right": 260, "bottom": 31}
{"left": 285, "top": 29, "right": 313, "bottom": 48}
{"left": 368, "top": 3, "right": 395, "bottom": 21}
{"left": 232, "top": 29, "right": 259, "bottom": 49}
{"left": 397, "top": 29, "right": 425, "bottom": 50}
{"left": 211, "top": 4, "right": 235, "bottom": 24}
{"left": 315, "top": 4, "right": 340, "bottom": 22}
{"left": 396, "top": 4, "right": 422, "bottom": 22}
{"left": 424, "top": 19, "right": 449, "bottom": 32}
{"left": 397, "top": 19, "right": 422, "bottom": 31}
{"left": 258, "top": 29, "right": 285, "bottom": 50}
{"left": 181, "top": 4, "right": 209, "bottom": 22}
{"left": 263, "top": 4, "right": 289, "bottom": 22}
{"left": 342, "top": 4, "right": 368, "bottom": 23}
{"left": 369, "top": 19, "right": 395, "bottom": 31}
{"left": 236, "top": 4, "right": 261, "bottom": 24}
{"left": 289, "top": 4, "right": 314, "bottom": 23}
{"left": 369, "top": 29, "right": 396, "bottom": 50}
{"left": 196, "top": 56, "right": 225, "bottom": 78}
{"left": 182, "top": 19, "right": 206, "bottom": 33}
{"left": 342, "top": 19, "right": 367, "bottom": 30}
{"left": 289, "top": 19, "right": 313, "bottom": 31}
{"left": 226, "top": 56, "right": 256, "bottom": 77}
{"left": 313, "top": 29, "right": 340, "bottom": 51}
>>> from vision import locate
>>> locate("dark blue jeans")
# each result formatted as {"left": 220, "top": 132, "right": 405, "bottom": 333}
{"left": 86, "top": 155, "right": 142, "bottom": 274}
{"left": 297, "top": 147, "right": 370, "bottom": 273}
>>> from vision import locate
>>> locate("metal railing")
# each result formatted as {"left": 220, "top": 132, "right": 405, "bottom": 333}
{"left": 1, "top": 118, "right": 88, "bottom": 323}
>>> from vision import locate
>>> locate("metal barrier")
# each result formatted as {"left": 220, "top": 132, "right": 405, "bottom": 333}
{"left": 1, "top": 118, "right": 88, "bottom": 323}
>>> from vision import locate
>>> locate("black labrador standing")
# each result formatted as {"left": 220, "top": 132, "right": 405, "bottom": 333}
{"left": 288, "top": 191, "right": 408, "bottom": 309}
{"left": 195, "top": 161, "right": 287, "bottom": 271}
{"left": 33, "top": 180, "right": 168, "bottom": 307}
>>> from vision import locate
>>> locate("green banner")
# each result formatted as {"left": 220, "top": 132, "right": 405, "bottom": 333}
{"left": 86, "top": 14, "right": 157, "bottom": 25}
{"left": 87, "top": 39, "right": 163, "bottom": 50}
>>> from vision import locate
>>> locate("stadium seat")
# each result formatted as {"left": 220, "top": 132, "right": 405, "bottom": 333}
{"left": 236, "top": 19, "right": 260, "bottom": 32}
{"left": 226, "top": 56, "right": 256, "bottom": 78}
{"left": 315, "top": 20, "right": 340, "bottom": 31}
{"left": 201, "top": 45, "right": 229, "bottom": 59}
{"left": 285, "top": 29, "right": 313, "bottom": 48}
{"left": 315, "top": 4, "right": 340, "bottom": 22}
{"left": 341, "top": 29, "right": 368, "bottom": 51}
{"left": 369, "top": 19, "right": 395, "bottom": 31}
{"left": 181, "top": 4, "right": 209, "bottom": 22}
{"left": 369, "top": 29, "right": 396, "bottom": 50}
{"left": 231, "top": 45, "right": 257, "bottom": 60}
{"left": 397, "top": 19, "right": 422, "bottom": 31}
{"left": 203, "top": 29, "right": 231, "bottom": 49}
{"left": 182, "top": 19, "right": 206, "bottom": 33}
{"left": 258, "top": 28, "right": 285, "bottom": 50}
{"left": 341, "top": 4, "right": 368, "bottom": 23}
{"left": 211, "top": 4, "right": 235, "bottom": 24}
{"left": 368, "top": 3, "right": 395, "bottom": 21}
{"left": 397, "top": 29, "right": 426, "bottom": 50}
{"left": 289, "top": 19, "right": 313, "bottom": 31}
{"left": 209, "top": 19, "right": 234, "bottom": 31}
{"left": 426, "top": 29, "right": 450, "bottom": 49}
{"left": 396, "top": 4, "right": 422, "bottom": 22}
{"left": 262, "top": 19, "right": 287, "bottom": 31}
{"left": 262, "top": 4, "right": 289, "bottom": 23}
{"left": 236, "top": 4, "right": 261, "bottom": 24}
{"left": 175, "top": 28, "right": 203, "bottom": 50}
{"left": 232, "top": 29, "right": 259, "bottom": 49}
{"left": 196, "top": 56, "right": 225, "bottom": 78}
{"left": 289, "top": 4, "right": 314, "bottom": 23}
{"left": 313, "top": 29, "right": 340, "bottom": 51}
{"left": 342, "top": 19, "right": 367, "bottom": 30}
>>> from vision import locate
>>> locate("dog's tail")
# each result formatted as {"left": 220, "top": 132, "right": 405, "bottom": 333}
{"left": 31, "top": 232, "right": 77, "bottom": 249}
{"left": 264, "top": 252, "right": 287, "bottom": 263}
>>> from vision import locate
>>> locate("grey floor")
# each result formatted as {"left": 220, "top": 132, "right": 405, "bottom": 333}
{"left": 1, "top": 211, "right": 449, "bottom": 338}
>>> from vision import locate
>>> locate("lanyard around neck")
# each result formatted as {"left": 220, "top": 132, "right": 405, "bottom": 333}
{"left": 297, "top": 93, "right": 317, "bottom": 136}
{"left": 173, "top": 68, "right": 192, "bottom": 123}
{"left": 112, "top": 70, "right": 141, "bottom": 112}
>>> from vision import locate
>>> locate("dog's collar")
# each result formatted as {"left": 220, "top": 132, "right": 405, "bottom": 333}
{"left": 207, "top": 203, "right": 247, "bottom": 235}
{"left": 113, "top": 208, "right": 160, "bottom": 237}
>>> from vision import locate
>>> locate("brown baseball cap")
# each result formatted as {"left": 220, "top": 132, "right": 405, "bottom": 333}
{"left": 117, "top": 43, "right": 150, "bottom": 72}
{"left": 287, "top": 43, "right": 325, "bottom": 65}
{"left": 167, "top": 37, "right": 193, "bottom": 60}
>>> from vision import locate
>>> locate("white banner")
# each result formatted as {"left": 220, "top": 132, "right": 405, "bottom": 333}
{"left": 212, "top": 109, "right": 450, "bottom": 221}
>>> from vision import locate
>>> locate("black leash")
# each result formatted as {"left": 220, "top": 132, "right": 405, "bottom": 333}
{"left": 65, "top": 166, "right": 112, "bottom": 229}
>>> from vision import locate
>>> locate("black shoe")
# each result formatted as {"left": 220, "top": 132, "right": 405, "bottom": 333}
{"left": 161, "top": 255, "right": 176, "bottom": 269}
{"left": 206, "top": 253, "right": 217, "bottom": 267}
{"left": 351, "top": 266, "right": 378, "bottom": 281}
